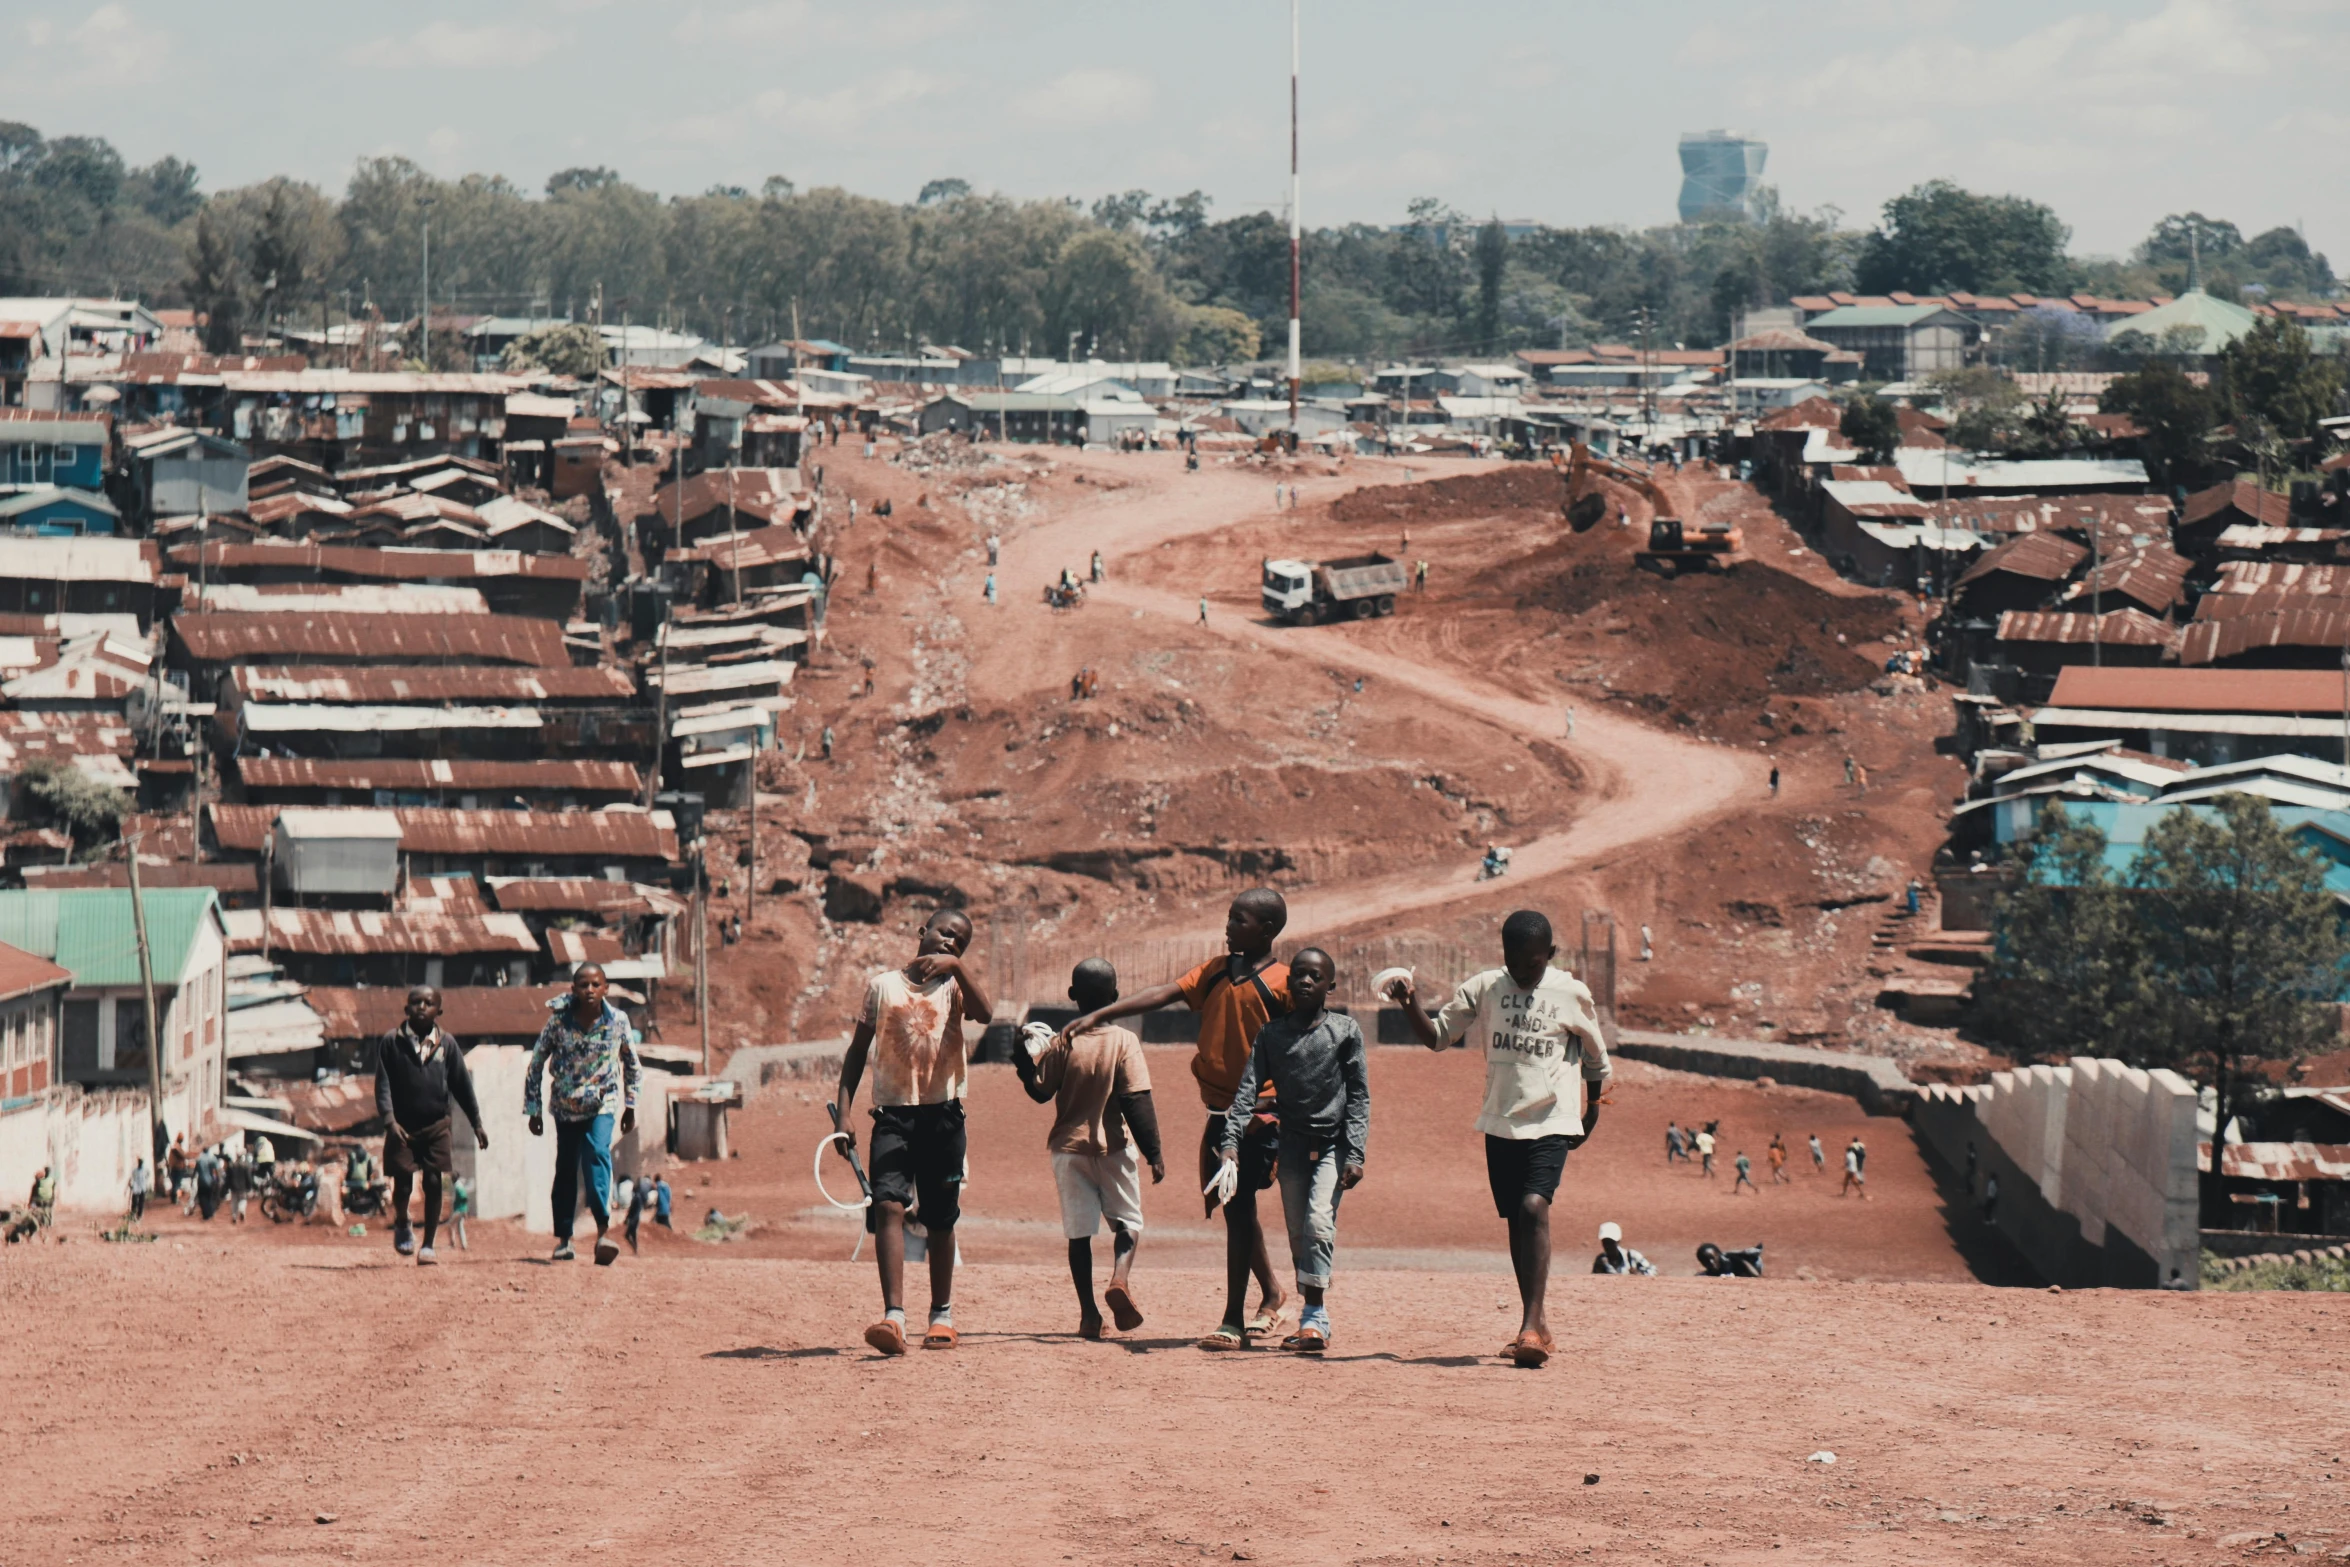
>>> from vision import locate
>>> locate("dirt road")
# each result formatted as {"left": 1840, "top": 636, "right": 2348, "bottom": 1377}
{"left": 8, "top": 1235, "right": 2336, "bottom": 1565}
{"left": 983, "top": 451, "right": 1759, "bottom": 935}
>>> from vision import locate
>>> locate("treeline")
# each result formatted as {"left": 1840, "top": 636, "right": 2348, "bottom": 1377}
{"left": 0, "top": 120, "right": 2337, "bottom": 365}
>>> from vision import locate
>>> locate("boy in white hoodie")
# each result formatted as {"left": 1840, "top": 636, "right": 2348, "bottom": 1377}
{"left": 1388, "top": 909, "right": 1610, "bottom": 1368}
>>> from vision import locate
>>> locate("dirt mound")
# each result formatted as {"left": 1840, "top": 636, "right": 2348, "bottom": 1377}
{"left": 1327, "top": 463, "right": 1563, "bottom": 525}
{"left": 1502, "top": 543, "right": 1905, "bottom": 727}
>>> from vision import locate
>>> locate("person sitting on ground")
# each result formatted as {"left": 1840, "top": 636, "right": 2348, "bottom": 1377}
{"left": 1058, "top": 888, "right": 1295, "bottom": 1346}
{"left": 377, "top": 986, "right": 488, "bottom": 1266}
{"left": 526, "top": 964, "right": 642, "bottom": 1266}
{"left": 1013, "top": 959, "right": 1165, "bottom": 1340}
{"left": 1216, "top": 948, "right": 1368, "bottom": 1354}
{"left": 1389, "top": 909, "right": 1611, "bottom": 1369}
{"left": 1591, "top": 1221, "right": 1654, "bottom": 1276}
{"left": 1696, "top": 1242, "right": 1765, "bottom": 1278}
{"left": 832, "top": 908, "right": 995, "bottom": 1355}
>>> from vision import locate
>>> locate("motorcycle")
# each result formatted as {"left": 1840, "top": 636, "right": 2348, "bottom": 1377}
{"left": 341, "top": 1177, "right": 391, "bottom": 1219}
{"left": 1478, "top": 845, "right": 1513, "bottom": 881}
{"left": 260, "top": 1168, "right": 318, "bottom": 1223}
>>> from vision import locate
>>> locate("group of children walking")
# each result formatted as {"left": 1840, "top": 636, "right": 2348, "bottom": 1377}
{"left": 830, "top": 889, "right": 1612, "bottom": 1367}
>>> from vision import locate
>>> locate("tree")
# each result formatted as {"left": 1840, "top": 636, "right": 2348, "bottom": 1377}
{"left": 122, "top": 156, "right": 202, "bottom": 226}
{"left": 1839, "top": 393, "right": 1900, "bottom": 463}
{"left": 1473, "top": 217, "right": 1506, "bottom": 354}
{"left": 2099, "top": 359, "right": 2216, "bottom": 487}
{"left": 17, "top": 756, "right": 130, "bottom": 856}
{"left": 1978, "top": 804, "right": 2150, "bottom": 1059}
{"left": 918, "top": 177, "right": 972, "bottom": 207}
{"left": 1855, "top": 179, "right": 2070, "bottom": 295}
{"left": 1176, "top": 303, "right": 1259, "bottom": 365}
{"left": 546, "top": 166, "right": 620, "bottom": 195}
{"left": 1933, "top": 366, "right": 2026, "bottom": 453}
{"left": 2216, "top": 314, "right": 2345, "bottom": 444}
{"left": 500, "top": 321, "right": 606, "bottom": 377}
{"left": 186, "top": 210, "right": 242, "bottom": 353}
{"left": 2129, "top": 794, "right": 2350, "bottom": 1177}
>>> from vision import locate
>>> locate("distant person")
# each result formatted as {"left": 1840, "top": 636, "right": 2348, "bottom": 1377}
{"left": 1665, "top": 1122, "right": 1685, "bottom": 1163}
{"left": 28, "top": 1166, "right": 55, "bottom": 1236}
{"left": 986, "top": 533, "right": 1000, "bottom": 566}
{"left": 1012, "top": 959, "right": 1164, "bottom": 1340}
{"left": 1590, "top": 1221, "right": 1654, "bottom": 1276}
{"left": 1854, "top": 763, "right": 1869, "bottom": 795}
{"left": 450, "top": 1174, "right": 472, "bottom": 1251}
{"left": 1696, "top": 1242, "right": 1765, "bottom": 1278}
{"left": 1963, "top": 1139, "right": 1978, "bottom": 1195}
{"left": 1390, "top": 909, "right": 1611, "bottom": 1369}
{"left": 821, "top": 725, "right": 834, "bottom": 761}
{"left": 1694, "top": 1126, "right": 1716, "bottom": 1178}
{"left": 1059, "top": 889, "right": 1294, "bottom": 1349}
{"left": 127, "top": 1158, "right": 149, "bottom": 1223}
{"left": 1090, "top": 549, "right": 1104, "bottom": 584}
{"left": 1216, "top": 947, "right": 1368, "bottom": 1355}
{"left": 1982, "top": 1172, "right": 2000, "bottom": 1224}
{"left": 227, "top": 1148, "right": 254, "bottom": 1223}
{"left": 1905, "top": 879, "right": 1922, "bottom": 917}
{"left": 626, "top": 1171, "right": 648, "bottom": 1255}
{"left": 653, "top": 1173, "right": 672, "bottom": 1229}
{"left": 168, "top": 1135, "right": 193, "bottom": 1213}
{"left": 378, "top": 985, "right": 487, "bottom": 1266}
{"left": 984, "top": 573, "right": 998, "bottom": 605}
{"left": 526, "top": 963, "right": 642, "bottom": 1266}
{"left": 831, "top": 908, "right": 995, "bottom": 1355}
{"left": 1768, "top": 1133, "right": 1790, "bottom": 1185}
{"left": 1197, "top": 595, "right": 1209, "bottom": 626}
{"left": 1843, "top": 756, "right": 1856, "bottom": 787}
{"left": 1769, "top": 766, "right": 1780, "bottom": 797}
{"left": 252, "top": 1133, "right": 275, "bottom": 1187}
{"left": 1732, "top": 1151, "right": 1757, "bottom": 1194}
{"left": 1809, "top": 1133, "right": 1825, "bottom": 1174}
{"left": 194, "top": 1144, "right": 224, "bottom": 1221}
{"left": 1841, "top": 1138, "right": 1868, "bottom": 1199}
{"left": 1639, "top": 924, "right": 1653, "bottom": 962}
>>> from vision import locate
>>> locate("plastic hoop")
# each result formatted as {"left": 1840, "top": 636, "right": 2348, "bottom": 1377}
{"left": 813, "top": 1131, "right": 870, "bottom": 1213}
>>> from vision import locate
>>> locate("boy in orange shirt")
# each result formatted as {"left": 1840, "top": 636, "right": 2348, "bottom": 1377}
{"left": 1059, "top": 887, "right": 1291, "bottom": 1345}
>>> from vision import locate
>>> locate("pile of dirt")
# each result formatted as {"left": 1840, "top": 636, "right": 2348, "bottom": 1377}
{"left": 1507, "top": 545, "right": 1906, "bottom": 727}
{"left": 1326, "top": 463, "right": 1563, "bottom": 525}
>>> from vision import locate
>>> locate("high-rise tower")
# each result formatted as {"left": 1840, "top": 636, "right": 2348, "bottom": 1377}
{"left": 1678, "top": 130, "right": 1768, "bottom": 224}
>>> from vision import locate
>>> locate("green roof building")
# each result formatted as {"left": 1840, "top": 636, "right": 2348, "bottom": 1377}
{"left": 2102, "top": 288, "right": 2259, "bottom": 356}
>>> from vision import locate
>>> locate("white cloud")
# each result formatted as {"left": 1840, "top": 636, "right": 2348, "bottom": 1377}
{"left": 356, "top": 21, "right": 559, "bottom": 70}
{"left": 1014, "top": 67, "right": 1154, "bottom": 127}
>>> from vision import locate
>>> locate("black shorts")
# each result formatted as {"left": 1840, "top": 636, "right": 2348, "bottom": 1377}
{"left": 1215, "top": 1112, "right": 1280, "bottom": 1197}
{"left": 1485, "top": 1133, "right": 1572, "bottom": 1217}
{"left": 868, "top": 1102, "right": 966, "bottom": 1232}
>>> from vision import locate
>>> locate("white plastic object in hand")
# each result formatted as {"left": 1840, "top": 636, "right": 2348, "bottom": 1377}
{"left": 1371, "top": 965, "right": 1415, "bottom": 1002}
{"left": 1204, "top": 1156, "right": 1239, "bottom": 1207}
{"left": 1020, "top": 1020, "right": 1054, "bottom": 1059}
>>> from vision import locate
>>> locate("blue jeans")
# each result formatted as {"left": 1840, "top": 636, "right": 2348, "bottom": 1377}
{"left": 552, "top": 1113, "right": 613, "bottom": 1240}
{"left": 1277, "top": 1131, "right": 1345, "bottom": 1290}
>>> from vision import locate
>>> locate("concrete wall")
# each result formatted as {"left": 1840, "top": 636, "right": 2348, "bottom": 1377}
{"left": 1913, "top": 1056, "right": 2200, "bottom": 1289}
{"left": 459, "top": 1044, "right": 682, "bottom": 1234}
{"left": 0, "top": 1086, "right": 152, "bottom": 1214}
{"left": 1612, "top": 1029, "right": 1918, "bottom": 1116}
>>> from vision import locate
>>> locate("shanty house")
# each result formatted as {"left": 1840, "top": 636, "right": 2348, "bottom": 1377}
{"left": 0, "top": 486, "right": 119, "bottom": 536}
{"left": 0, "top": 537, "right": 162, "bottom": 625}
{"left": 0, "top": 414, "right": 108, "bottom": 493}
{"left": 2177, "top": 481, "right": 2293, "bottom": 555}
{"left": 1991, "top": 609, "right": 2171, "bottom": 702}
{"left": 0, "top": 938, "right": 71, "bottom": 1100}
{"left": 0, "top": 888, "right": 230, "bottom": 1140}
{"left": 233, "top": 756, "right": 641, "bottom": 809}
{"left": 243, "top": 906, "right": 537, "bottom": 989}
{"left": 1953, "top": 531, "right": 2089, "bottom": 616}
{"left": 208, "top": 805, "right": 680, "bottom": 884}
{"left": 116, "top": 427, "right": 249, "bottom": 530}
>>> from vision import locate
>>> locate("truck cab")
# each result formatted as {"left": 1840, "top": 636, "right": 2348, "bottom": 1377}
{"left": 1261, "top": 558, "right": 1315, "bottom": 619}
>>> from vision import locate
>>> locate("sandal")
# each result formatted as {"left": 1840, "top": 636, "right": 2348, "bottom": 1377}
{"left": 1197, "top": 1324, "right": 1249, "bottom": 1351}
{"left": 862, "top": 1319, "right": 909, "bottom": 1357}
{"left": 1289, "top": 1325, "right": 1328, "bottom": 1354}
{"left": 1246, "top": 1298, "right": 1289, "bottom": 1337}
{"left": 1509, "top": 1330, "right": 1553, "bottom": 1369}
{"left": 1104, "top": 1283, "right": 1144, "bottom": 1332}
{"left": 922, "top": 1323, "right": 959, "bottom": 1350}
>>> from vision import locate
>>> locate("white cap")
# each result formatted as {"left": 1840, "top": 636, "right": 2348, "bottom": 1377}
{"left": 1598, "top": 1221, "right": 1622, "bottom": 1243}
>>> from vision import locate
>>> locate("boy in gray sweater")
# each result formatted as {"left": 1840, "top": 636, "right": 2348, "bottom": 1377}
{"left": 1213, "top": 948, "right": 1367, "bottom": 1353}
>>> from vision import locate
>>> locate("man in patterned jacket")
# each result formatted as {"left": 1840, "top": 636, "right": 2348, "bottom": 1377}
{"left": 526, "top": 964, "right": 641, "bottom": 1264}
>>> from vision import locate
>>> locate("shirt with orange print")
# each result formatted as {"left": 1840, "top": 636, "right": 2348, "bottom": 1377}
{"left": 860, "top": 968, "right": 967, "bottom": 1106}
{"left": 1176, "top": 955, "right": 1290, "bottom": 1112}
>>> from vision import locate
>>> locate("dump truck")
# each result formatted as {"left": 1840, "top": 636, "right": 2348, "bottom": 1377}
{"left": 1261, "top": 552, "right": 1409, "bottom": 624}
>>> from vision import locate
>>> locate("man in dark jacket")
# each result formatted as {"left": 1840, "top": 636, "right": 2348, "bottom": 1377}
{"left": 375, "top": 986, "right": 488, "bottom": 1265}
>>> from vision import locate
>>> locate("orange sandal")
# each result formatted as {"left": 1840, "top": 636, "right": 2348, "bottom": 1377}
{"left": 863, "top": 1319, "right": 908, "bottom": 1356}
{"left": 1104, "top": 1283, "right": 1144, "bottom": 1332}
{"left": 1509, "top": 1330, "right": 1553, "bottom": 1368}
{"left": 922, "top": 1323, "right": 959, "bottom": 1350}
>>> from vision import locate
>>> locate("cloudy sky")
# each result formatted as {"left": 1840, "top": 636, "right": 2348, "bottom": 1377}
{"left": 14, "top": 0, "right": 2346, "bottom": 260}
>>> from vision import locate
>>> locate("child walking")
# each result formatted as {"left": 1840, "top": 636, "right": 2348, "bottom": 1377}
{"left": 1391, "top": 909, "right": 1611, "bottom": 1368}
{"left": 1060, "top": 888, "right": 1293, "bottom": 1343}
{"left": 1214, "top": 948, "right": 1368, "bottom": 1353}
{"left": 833, "top": 909, "right": 995, "bottom": 1355}
{"left": 1014, "top": 959, "right": 1165, "bottom": 1339}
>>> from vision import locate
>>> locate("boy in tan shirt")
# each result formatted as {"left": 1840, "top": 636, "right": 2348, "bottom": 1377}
{"left": 1017, "top": 959, "right": 1166, "bottom": 1339}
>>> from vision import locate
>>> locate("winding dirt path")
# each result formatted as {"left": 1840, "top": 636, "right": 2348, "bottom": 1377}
{"left": 976, "top": 451, "right": 1763, "bottom": 935}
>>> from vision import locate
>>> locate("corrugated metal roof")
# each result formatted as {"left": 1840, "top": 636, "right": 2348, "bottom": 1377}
{"left": 2060, "top": 545, "right": 2190, "bottom": 613}
{"left": 194, "top": 583, "right": 489, "bottom": 615}
{"left": 2211, "top": 561, "right": 2350, "bottom": 597}
{"left": 2178, "top": 609, "right": 2350, "bottom": 667}
{"left": 304, "top": 984, "right": 566, "bottom": 1045}
{"left": 1956, "top": 529, "right": 2088, "bottom": 589}
{"left": 2200, "top": 1141, "right": 2350, "bottom": 1181}
{"left": 2215, "top": 524, "right": 2348, "bottom": 550}
{"left": 231, "top": 664, "right": 633, "bottom": 704}
{"left": 170, "top": 541, "right": 588, "bottom": 583}
{"left": 239, "top": 702, "right": 543, "bottom": 734}
{"left": 2046, "top": 666, "right": 2350, "bottom": 716}
{"left": 485, "top": 877, "right": 684, "bottom": 917}
{"left": 172, "top": 612, "right": 571, "bottom": 668}
{"left": 667, "top": 523, "right": 813, "bottom": 572}
{"left": 2184, "top": 480, "right": 2292, "bottom": 529}
{"left": 258, "top": 907, "right": 536, "bottom": 956}
{"left": 0, "top": 939, "right": 73, "bottom": 1004}
{"left": 546, "top": 927, "right": 626, "bottom": 965}
{"left": 0, "top": 537, "right": 158, "bottom": 585}
{"left": 0, "top": 888, "right": 223, "bottom": 987}
{"left": 208, "top": 804, "right": 679, "bottom": 860}
{"left": 233, "top": 757, "right": 641, "bottom": 794}
{"left": 1996, "top": 608, "right": 2171, "bottom": 646}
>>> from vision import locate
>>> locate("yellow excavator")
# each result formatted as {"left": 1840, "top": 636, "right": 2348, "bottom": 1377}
{"left": 1557, "top": 441, "right": 1745, "bottom": 573}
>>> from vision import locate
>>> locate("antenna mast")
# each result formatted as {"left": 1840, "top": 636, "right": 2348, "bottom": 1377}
{"left": 1287, "top": 0, "right": 1302, "bottom": 445}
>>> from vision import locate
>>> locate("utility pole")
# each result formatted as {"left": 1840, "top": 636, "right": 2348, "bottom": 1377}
{"left": 694, "top": 838, "right": 710, "bottom": 1074}
{"left": 2089, "top": 512, "right": 2103, "bottom": 668}
{"left": 1286, "top": 0, "right": 1302, "bottom": 448}
{"left": 419, "top": 214, "right": 430, "bottom": 369}
{"left": 126, "top": 842, "right": 168, "bottom": 1163}
{"left": 747, "top": 754, "right": 757, "bottom": 925}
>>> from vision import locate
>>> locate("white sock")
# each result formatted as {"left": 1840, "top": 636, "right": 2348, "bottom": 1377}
{"left": 929, "top": 1303, "right": 953, "bottom": 1328}
{"left": 884, "top": 1307, "right": 906, "bottom": 1328}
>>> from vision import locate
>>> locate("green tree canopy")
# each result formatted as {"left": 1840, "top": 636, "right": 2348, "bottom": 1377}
{"left": 2099, "top": 359, "right": 2217, "bottom": 487}
{"left": 1839, "top": 392, "right": 1901, "bottom": 464}
{"left": 2216, "top": 314, "right": 2345, "bottom": 444}
{"left": 1856, "top": 179, "right": 2071, "bottom": 295}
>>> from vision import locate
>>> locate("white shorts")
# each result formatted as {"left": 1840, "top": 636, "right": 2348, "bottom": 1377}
{"left": 1052, "top": 1146, "right": 1145, "bottom": 1240}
